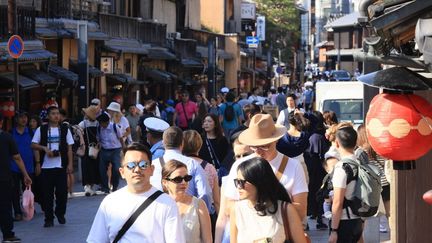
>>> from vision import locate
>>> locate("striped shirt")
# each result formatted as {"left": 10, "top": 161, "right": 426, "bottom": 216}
{"left": 369, "top": 155, "right": 389, "bottom": 186}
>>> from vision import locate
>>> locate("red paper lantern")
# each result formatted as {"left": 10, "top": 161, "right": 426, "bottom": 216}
{"left": 366, "top": 93, "right": 432, "bottom": 161}
{"left": 0, "top": 101, "right": 15, "bottom": 117}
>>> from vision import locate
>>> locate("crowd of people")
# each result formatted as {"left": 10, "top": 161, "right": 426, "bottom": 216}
{"left": 0, "top": 84, "right": 391, "bottom": 243}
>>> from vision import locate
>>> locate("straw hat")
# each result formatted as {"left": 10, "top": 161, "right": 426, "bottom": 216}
{"left": 82, "top": 105, "right": 99, "bottom": 121}
{"left": 239, "top": 114, "right": 287, "bottom": 146}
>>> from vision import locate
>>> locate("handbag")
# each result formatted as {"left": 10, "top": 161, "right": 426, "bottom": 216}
{"left": 22, "top": 186, "right": 34, "bottom": 221}
{"left": 281, "top": 201, "right": 311, "bottom": 243}
{"left": 86, "top": 123, "right": 100, "bottom": 159}
{"left": 181, "top": 102, "right": 192, "bottom": 129}
{"left": 113, "top": 190, "right": 163, "bottom": 243}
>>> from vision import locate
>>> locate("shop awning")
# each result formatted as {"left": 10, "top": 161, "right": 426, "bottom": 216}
{"left": 0, "top": 40, "right": 57, "bottom": 62}
{"left": 69, "top": 62, "right": 104, "bottom": 79}
{"left": 106, "top": 73, "right": 146, "bottom": 85}
{"left": 181, "top": 58, "right": 204, "bottom": 68}
{"left": 0, "top": 73, "right": 40, "bottom": 90}
{"left": 144, "top": 69, "right": 177, "bottom": 84}
{"left": 48, "top": 65, "right": 78, "bottom": 86}
{"left": 148, "top": 47, "right": 177, "bottom": 60}
{"left": 196, "top": 46, "right": 234, "bottom": 59}
{"left": 21, "top": 69, "right": 57, "bottom": 86}
{"left": 103, "top": 39, "right": 150, "bottom": 55}
{"left": 35, "top": 18, "right": 110, "bottom": 40}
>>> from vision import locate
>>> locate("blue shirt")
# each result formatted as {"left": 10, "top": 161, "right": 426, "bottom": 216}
{"left": 150, "top": 140, "right": 165, "bottom": 160}
{"left": 219, "top": 102, "right": 243, "bottom": 130}
{"left": 98, "top": 123, "right": 123, "bottom": 149}
{"left": 10, "top": 127, "right": 34, "bottom": 174}
{"left": 303, "top": 89, "right": 314, "bottom": 104}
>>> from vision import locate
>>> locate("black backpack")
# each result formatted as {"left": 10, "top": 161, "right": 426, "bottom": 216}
{"left": 224, "top": 103, "right": 236, "bottom": 122}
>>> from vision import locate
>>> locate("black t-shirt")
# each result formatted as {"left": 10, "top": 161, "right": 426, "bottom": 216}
{"left": 0, "top": 130, "right": 19, "bottom": 181}
{"left": 199, "top": 136, "right": 230, "bottom": 169}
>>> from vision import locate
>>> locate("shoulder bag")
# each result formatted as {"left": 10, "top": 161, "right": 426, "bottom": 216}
{"left": 276, "top": 156, "right": 289, "bottom": 181}
{"left": 86, "top": 122, "right": 99, "bottom": 159}
{"left": 113, "top": 190, "right": 163, "bottom": 243}
{"left": 181, "top": 102, "right": 192, "bottom": 129}
{"left": 281, "top": 201, "right": 311, "bottom": 243}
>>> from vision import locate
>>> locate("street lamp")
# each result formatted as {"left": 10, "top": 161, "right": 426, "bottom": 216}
{"left": 327, "top": 26, "right": 341, "bottom": 70}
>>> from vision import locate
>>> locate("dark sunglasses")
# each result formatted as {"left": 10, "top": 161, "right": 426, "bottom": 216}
{"left": 166, "top": 175, "right": 193, "bottom": 184}
{"left": 234, "top": 179, "right": 247, "bottom": 189}
{"left": 124, "top": 160, "right": 150, "bottom": 170}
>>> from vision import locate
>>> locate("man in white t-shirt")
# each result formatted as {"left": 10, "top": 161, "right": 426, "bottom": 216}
{"left": 215, "top": 114, "right": 308, "bottom": 242}
{"left": 329, "top": 125, "right": 362, "bottom": 243}
{"left": 31, "top": 106, "right": 74, "bottom": 228}
{"left": 87, "top": 143, "right": 184, "bottom": 243}
{"left": 276, "top": 93, "right": 304, "bottom": 128}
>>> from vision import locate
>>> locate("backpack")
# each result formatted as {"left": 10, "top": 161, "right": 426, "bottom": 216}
{"left": 224, "top": 103, "right": 236, "bottom": 122}
{"left": 340, "top": 157, "right": 382, "bottom": 217}
{"left": 71, "top": 124, "right": 86, "bottom": 157}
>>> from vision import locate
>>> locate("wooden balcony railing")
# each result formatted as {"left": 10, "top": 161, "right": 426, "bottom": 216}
{"left": 39, "top": 0, "right": 98, "bottom": 21}
{"left": 181, "top": 28, "right": 225, "bottom": 50}
{"left": 0, "top": 6, "right": 36, "bottom": 41}
{"left": 99, "top": 13, "right": 167, "bottom": 46}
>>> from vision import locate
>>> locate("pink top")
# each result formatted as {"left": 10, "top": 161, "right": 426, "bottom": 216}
{"left": 203, "top": 163, "right": 218, "bottom": 189}
{"left": 175, "top": 101, "right": 198, "bottom": 128}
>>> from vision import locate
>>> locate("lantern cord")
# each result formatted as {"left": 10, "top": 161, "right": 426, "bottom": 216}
{"left": 407, "top": 95, "right": 432, "bottom": 130}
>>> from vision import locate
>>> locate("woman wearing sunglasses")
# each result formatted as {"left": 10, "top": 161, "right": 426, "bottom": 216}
{"left": 162, "top": 160, "right": 213, "bottom": 243}
{"left": 230, "top": 157, "right": 307, "bottom": 243}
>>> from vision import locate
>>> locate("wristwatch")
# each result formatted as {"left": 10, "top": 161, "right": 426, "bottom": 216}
{"left": 331, "top": 228, "right": 339, "bottom": 233}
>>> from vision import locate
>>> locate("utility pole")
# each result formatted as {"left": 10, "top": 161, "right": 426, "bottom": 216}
{"left": 252, "top": 49, "right": 256, "bottom": 88}
{"left": 8, "top": 0, "right": 19, "bottom": 110}
{"left": 278, "top": 49, "right": 281, "bottom": 87}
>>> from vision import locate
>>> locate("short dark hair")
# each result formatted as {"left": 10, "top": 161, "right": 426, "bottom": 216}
{"left": 277, "top": 87, "right": 283, "bottom": 93}
{"left": 287, "top": 93, "right": 297, "bottom": 100}
{"left": 148, "top": 130, "right": 163, "bottom": 140}
{"left": 163, "top": 126, "right": 183, "bottom": 149}
{"left": 225, "top": 92, "right": 235, "bottom": 102}
{"left": 46, "top": 106, "right": 59, "bottom": 115}
{"left": 96, "top": 112, "right": 110, "bottom": 123}
{"left": 237, "top": 157, "right": 291, "bottom": 216}
{"left": 336, "top": 126, "right": 358, "bottom": 149}
{"left": 122, "top": 142, "right": 152, "bottom": 163}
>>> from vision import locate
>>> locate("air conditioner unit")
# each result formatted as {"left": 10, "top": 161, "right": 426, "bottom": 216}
{"left": 168, "top": 32, "right": 181, "bottom": 39}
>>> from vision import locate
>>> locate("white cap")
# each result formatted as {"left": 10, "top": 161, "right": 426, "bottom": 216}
{"left": 220, "top": 87, "right": 229, "bottom": 93}
{"left": 136, "top": 104, "right": 144, "bottom": 113}
{"left": 144, "top": 117, "right": 170, "bottom": 133}
{"left": 107, "top": 102, "right": 121, "bottom": 113}
{"left": 91, "top": 98, "right": 101, "bottom": 106}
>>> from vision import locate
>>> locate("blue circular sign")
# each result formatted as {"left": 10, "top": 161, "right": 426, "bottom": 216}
{"left": 7, "top": 35, "right": 25, "bottom": 59}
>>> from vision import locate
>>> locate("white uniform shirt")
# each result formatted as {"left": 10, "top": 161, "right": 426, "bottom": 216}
{"left": 87, "top": 187, "right": 185, "bottom": 243}
{"left": 32, "top": 126, "right": 74, "bottom": 168}
{"left": 276, "top": 107, "right": 305, "bottom": 126}
{"left": 224, "top": 152, "right": 309, "bottom": 200}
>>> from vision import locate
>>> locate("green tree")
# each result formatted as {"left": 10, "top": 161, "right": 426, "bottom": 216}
{"left": 255, "top": 0, "right": 301, "bottom": 70}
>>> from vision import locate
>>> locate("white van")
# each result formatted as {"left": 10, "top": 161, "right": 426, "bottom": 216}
{"left": 315, "top": 81, "right": 377, "bottom": 126}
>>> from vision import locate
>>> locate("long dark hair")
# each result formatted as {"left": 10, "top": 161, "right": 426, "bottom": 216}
{"left": 203, "top": 113, "right": 224, "bottom": 141}
{"left": 237, "top": 157, "right": 291, "bottom": 216}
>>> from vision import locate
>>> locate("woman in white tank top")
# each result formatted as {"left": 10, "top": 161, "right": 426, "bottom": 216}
{"left": 162, "top": 159, "right": 213, "bottom": 243}
{"left": 230, "top": 157, "right": 307, "bottom": 243}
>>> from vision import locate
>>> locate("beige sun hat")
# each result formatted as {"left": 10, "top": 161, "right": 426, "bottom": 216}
{"left": 107, "top": 102, "right": 122, "bottom": 113}
{"left": 239, "top": 114, "right": 287, "bottom": 146}
{"left": 82, "top": 105, "right": 99, "bottom": 121}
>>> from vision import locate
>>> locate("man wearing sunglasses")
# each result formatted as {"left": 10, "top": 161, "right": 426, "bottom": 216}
{"left": 88, "top": 143, "right": 185, "bottom": 243}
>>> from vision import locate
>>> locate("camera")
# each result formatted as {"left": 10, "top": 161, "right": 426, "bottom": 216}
{"left": 52, "top": 150, "right": 60, "bottom": 157}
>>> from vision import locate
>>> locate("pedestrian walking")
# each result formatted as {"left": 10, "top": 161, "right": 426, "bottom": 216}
{"left": 173, "top": 91, "right": 198, "bottom": 130}
{"left": 150, "top": 126, "right": 214, "bottom": 212}
{"left": 0, "top": 112, "right": 32, "bottom": 243}
{"left": 276, "top": 94, "right": 304, "bottom": 128}
{"left": 10, "top": 111, "right": 35, "bottom": 222}
{"left": 143, "top": 117, "right": 169, "bottom": 160}
{"left": 137, "top": 100, "right": 157, "bottom": 147}
{"left": 96, "top": 112, "right": 124, "bottom": 194}
{"left": 276, "top": 87, "right": 287, "bottom": 112}
{"left": 230, "top": 157, "right": 307, "bottom": 243}
{"left": 126, "top": 105, "right": 140, "bottom": 142}
{"left": 31, "top": 106, "right": 74, "bottom": 227}
{"left": 79, "top": 106, "right": 101, "bottom": 196}
{"left": 328, "top": 125, "right": 364, "bottom": 243}
{"left": 87, "top": 143, "right": 185, "bottom": 243}
{"left": 219, "top": 92, "right": 243, "bottom": 137}
{"left": 162, "top": 160, "right": 213, "bottom": 243}
{"left": 107, "top": 102, "right": 131, "bottom": 145}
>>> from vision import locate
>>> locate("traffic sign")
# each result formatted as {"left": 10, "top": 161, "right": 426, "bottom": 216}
{"left": 7, "top": 35, "right": 24, "bottom": 59}
{"left": 276, "top": 66, "right": 283, "bottom": 74}
{"left": 246, "top": 36, "right": 259, "bottom": 49}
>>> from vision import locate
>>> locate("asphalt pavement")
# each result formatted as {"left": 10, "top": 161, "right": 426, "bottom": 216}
{"left": 12, "top": 178, "right": 390, "bottom": 243}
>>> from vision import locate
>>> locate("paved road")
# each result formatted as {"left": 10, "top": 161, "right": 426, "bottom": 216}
{"left": 12, "top": 179, "right": 390, "bottom": 243}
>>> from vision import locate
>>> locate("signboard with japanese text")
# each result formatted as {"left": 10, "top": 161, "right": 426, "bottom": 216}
{"left": 241, "top": 3, "right": 256, "bottom": 19}
{"left": 100, "top": 57, "right": 113, "bottom": 74}
{"left": 256, "top": 16, "right": 266, "bottom": 41}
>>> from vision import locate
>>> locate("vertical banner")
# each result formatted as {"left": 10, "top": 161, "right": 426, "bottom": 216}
{"left": 256, "top": 16, "right": 266, "bottom": 41}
